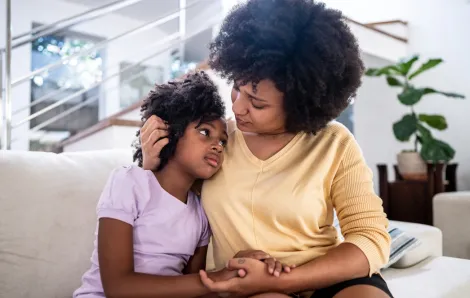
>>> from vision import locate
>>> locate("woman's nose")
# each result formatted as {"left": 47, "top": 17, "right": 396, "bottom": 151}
{"left": 231, "top": 89, "right": 247, "bottom": 116}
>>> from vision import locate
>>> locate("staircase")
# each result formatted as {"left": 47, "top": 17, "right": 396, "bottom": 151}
{"left": 0, "top": 0, "right": 408, "bottom": 152}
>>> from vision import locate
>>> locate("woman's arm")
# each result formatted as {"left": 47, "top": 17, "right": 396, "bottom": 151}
{"left": 276, "top": 138, "right": 390, "bottom": 292}
{"left": 98, "top": 218, "right": 231, "bottom": 298}
{"left": 277, "top": 137, "right": 391, "bottom": 292}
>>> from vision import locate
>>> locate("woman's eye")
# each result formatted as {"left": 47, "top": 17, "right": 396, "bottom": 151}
{"left": 199, "top": 129, "right": 209, "bottom": 137}
{"left": 252, "top": 104, "right": 264, "bottom": 110}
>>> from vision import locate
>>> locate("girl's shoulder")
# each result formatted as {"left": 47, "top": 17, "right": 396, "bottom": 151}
{"left": 108, "top": 165, "right": 150, "bottom": 186}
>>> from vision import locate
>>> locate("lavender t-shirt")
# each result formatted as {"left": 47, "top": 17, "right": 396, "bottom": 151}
{"left": 73, "top": 166, "right": 211, "bottom": 298}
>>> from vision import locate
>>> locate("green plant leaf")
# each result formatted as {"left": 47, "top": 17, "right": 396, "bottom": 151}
{"left": 386, "top": 76, "right": 404, "bottom": 87}
{"left": 422, "top": 88, "right": 466, "bottom": 99}
{"left": 398, "top": 86, "right": 424, "bottom": 105}
{"left": 365, "top": 65, "right": 402, "bottom": 77}
{"left": 393, "top": 114, "right": 417, "bottom": 141}
{"left": 420, "top": 138, "right": 455, "bottom": 163}
{"left": 408, "top": 58, "right": 443, "bottom": 80}
{"left": 418, "top": 114, "right": 448, "bottom": 130}
{"left": 417, "top": 123, "right": 433, "bottom": 142}
{"left": 399, "top": 86, "right": 465, "bottom": 106}
{"left": 398, "top": 55, "right": 419, "bottom": 75}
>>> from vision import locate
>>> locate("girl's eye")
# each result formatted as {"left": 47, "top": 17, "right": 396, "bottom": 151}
{"left": 199, "top": 129, "right": 209, "bottom": 137}
{"left": 219, "top": 139, "right": 228, "bottom": 148}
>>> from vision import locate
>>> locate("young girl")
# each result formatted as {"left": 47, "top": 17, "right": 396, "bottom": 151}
{"left": 73, "top": 72, "right": 230, "bottom": 298}
{"left": 74, "top": 72, "right": 290, "bottom": 298}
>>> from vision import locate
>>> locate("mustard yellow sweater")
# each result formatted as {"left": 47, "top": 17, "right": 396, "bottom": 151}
{"left": 201, "top": 121, "right": 390, "bottom": 276}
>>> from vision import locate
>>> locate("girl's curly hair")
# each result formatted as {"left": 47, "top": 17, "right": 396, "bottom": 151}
{"left": 133, "top": 71, "right": 225, "bottom": 171}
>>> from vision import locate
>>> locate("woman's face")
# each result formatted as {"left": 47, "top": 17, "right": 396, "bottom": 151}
{"left": 231, "top": 79, "right": 287, "bottom": 135}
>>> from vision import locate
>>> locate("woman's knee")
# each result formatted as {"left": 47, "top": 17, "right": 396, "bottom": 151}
{"left": 333, "top": 285, "right": 391, "bottom": 298}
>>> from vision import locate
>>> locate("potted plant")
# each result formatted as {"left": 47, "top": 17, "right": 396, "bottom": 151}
{"left": 365, "top": 55, "right": 465, "bottom": 180}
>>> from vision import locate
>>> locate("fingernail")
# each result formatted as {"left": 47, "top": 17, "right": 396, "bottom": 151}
{"left": 225, "top": 261, "right": 229, "bottom": 268}
{"left": 275, "top": 272, "right": 280, "bottom": 277}
{"left": 269, "top": 269, "right": 273, "bottom": 274}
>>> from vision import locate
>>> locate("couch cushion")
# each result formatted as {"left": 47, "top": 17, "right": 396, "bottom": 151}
{"left": 433, "top": 192, "right": 470, "bottom": 259}
{"left": 383, "top": 256, "right": 470, "bottom": 298}
{"left": 389, "top": 220, "right": 443, "bottom": 268}
{"left": 0, "top": 149, "right": 133, "bottom": 298}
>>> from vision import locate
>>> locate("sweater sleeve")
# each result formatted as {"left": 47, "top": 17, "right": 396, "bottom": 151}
{"left": 331, "top": 137, "right": 391, "bottom": 276}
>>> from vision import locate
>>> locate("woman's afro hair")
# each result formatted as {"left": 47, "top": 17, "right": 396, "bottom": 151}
{"left": 209, "top": 0, "right": 364, "bottom": 134}
{"left": 133, "top": 71, "right": 225, "bottom": 171}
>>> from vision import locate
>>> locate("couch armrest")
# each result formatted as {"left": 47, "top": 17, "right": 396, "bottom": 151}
{"left": 433, "top": 192, "right": 470, "bottom": 259}
{"left": 388, "top": 220, "right": 443, "bottom": 268}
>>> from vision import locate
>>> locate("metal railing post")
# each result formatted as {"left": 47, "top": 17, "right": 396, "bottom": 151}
{"left": 4, "top": 0, "right": 12, "bottom": 150}
{"left": 179, "top": 0, "right": 187, "bottom": 62}
{"left": 0, "top": 54, "right": 3, "bottom": 149}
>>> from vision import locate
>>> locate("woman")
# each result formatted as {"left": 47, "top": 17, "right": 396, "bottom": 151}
{"left": 140, "top": 0, "right": 392, "bottom": 297}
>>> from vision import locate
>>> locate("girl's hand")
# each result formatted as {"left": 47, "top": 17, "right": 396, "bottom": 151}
{"left": 234, "top": 250, "right": 295, "bottom": 277}
{"left": 140, "top": 115, "right": 169, "bottom": 171}
{"left": 200, "top": 258, "right": 281, "bottom": 296}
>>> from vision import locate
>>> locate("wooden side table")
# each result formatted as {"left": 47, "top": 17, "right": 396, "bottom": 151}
{"left": 377, "top": 163, "right": 451, "bottom": 226}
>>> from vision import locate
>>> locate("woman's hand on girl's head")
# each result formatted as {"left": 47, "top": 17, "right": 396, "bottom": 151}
{"left": 234, "top": 250, "right": 295, "bottom": 277}
{"left": 140, "top": 115, "right": 169, "bottom": 171}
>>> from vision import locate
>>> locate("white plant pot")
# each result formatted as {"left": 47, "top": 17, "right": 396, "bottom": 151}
{"left": 397, "top": 151, "right": 427, "bottom": 181}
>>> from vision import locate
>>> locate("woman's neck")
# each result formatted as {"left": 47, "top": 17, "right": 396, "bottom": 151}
{"left": 153, "top": 163, "right": 195, "bottom": 203}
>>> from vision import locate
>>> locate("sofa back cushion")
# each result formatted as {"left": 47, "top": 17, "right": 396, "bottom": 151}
{"left": 0, "top": 149, "right": 132, "bottom": 298}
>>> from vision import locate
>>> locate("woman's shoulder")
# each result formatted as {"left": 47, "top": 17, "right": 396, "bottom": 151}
{"left": 312, "top": 121, "right": 355, "bottom": 146}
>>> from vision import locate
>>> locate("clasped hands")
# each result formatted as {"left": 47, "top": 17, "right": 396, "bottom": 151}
{"left": 199, "top": 250, "right": 295, "bottom": 297}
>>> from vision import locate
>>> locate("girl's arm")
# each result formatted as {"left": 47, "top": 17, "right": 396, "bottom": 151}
{"left": 98, "top": 218, "right": 232, "bottom": 298}
{"left": 184, "top": 245, "right": 209, "bottom": 274}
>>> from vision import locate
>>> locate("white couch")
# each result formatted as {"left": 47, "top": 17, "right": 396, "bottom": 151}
{"left": 1, "top": 149, "right": 470, "bottom": 298}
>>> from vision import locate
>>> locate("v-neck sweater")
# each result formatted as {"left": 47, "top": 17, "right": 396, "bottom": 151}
{"left": 201, "top": 121, "right": 390, "bottom": 276}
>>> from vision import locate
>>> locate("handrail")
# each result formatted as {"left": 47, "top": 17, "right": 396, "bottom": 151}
{"left": 344, "top": 16, "right": 407, "bottom": 43}
{"left": 15, "top": 22, "right": 182, "bottom": 116}
{"left": 3, "top": 0, "right": 145, "bottom": 52}
{"left": 14, "top": 83, "right": 73, "bottom": 115}
{"left": 12, "top": 11, "right": 174, "bottom": 87}
{"left": 28, "top": 62, "right": 163, "bottom": 133}
{"left": 13, "top": 2, "right": 188, "bottom": 116}
{"left": 13, "top": 21, "right": 220, "bottom": 131}
{"left": 13, "top": 32, "right": 179, "bottom": 128}
{"left": 11, "top": 0, "right": 202, "bottom": 88}
{"left": 365, "top": 19, "right": 408, "bottom": 27}
{"left": 3, "top": 0, "right": 12, "bottom": 150}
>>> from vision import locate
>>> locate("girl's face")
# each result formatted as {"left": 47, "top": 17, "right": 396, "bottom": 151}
{"left": 172, "top": 118, "right": 228, "bottom": 180}
{"left": 232, "top": 79, "right": 287, "bottom": 135}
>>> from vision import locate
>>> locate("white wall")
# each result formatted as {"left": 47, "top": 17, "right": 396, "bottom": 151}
{"left": 405, "top": 0, "right": 470, "bottom": 190}
{"left": 354, "top": 53, "right": 410, "bottom": 191}
{"left": 323, "top": 0, "right": 470, "bottom": 190}
{"left": 0, "top": 0, "right": 172, "bottom": 150}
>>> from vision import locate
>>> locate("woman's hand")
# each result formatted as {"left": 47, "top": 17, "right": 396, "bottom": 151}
{"left": 234, "top": 250, "right": 295, "bottom": 277}
{"left": 140, "top": 115, "right": 169, "bottom": 171}
{"left": 200, "top": 258, "right": 282, "bottom": 297}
